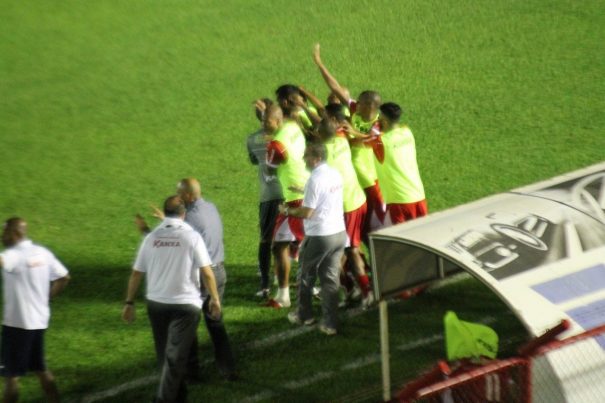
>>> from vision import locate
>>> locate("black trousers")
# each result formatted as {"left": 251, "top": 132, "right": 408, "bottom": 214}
{"left": 147, "top": 301, "right": 200, "bottom": 402}
{"left": 188, "top": 262, "right": 236, "bottom": 377}
{"left": 258, "top": 199, "right": 282, "bottom": 289}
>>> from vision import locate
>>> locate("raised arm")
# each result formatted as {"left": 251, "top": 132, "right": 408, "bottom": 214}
{"left": 312, "top": 44, "right": 349, "bottom": 106}
{"left": 298, "top": 86, "right": 325, "bottom": 113}
{"left": 134, "top": 214, "right": 151, "bottom": 235}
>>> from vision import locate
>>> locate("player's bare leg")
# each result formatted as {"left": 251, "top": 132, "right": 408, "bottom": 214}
{"left": 4, "top": 377, "right": 20, "bottom": 403}
{"left": 36, "top": 371, "right": 60, "bottom": 403}
{"left": 346, "top": 247, "right": 373, "bottom": 308}
{"left": 268, "top": 241, "right": 291, "bottom": 307}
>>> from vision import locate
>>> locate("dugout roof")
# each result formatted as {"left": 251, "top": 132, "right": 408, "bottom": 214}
{"left": 369, "top": 162, "right": 605, "bottom": 337}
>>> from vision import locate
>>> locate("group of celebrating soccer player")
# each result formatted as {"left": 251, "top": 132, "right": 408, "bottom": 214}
{"left": 247, "top": 44, "right": 428, "bottom": 328}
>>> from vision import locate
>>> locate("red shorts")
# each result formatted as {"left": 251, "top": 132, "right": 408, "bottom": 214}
{"left": 273, "top": 199, "right": 304, "bottom": 243}
{"left": 362, "top": 181, "right": 386, "bottom": 238}
{"left": 386, "top": 200, "right": 428, "bottom": 226}
{"left": 344, "top": 202, "right": 367, "bottom": 248}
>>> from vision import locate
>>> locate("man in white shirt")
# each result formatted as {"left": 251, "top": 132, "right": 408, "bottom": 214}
{"left": 281, "top": 142, "right": 347, "bottom": 335}
{"left": 0, "top": 217, "right": 70, "bottom": 403}
{"left": 122, "top": 196, "right": 221, "bottom": 403}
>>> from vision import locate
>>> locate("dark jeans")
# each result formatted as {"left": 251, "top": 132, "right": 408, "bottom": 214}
{"left": 259, "top": 199, "right": 282, "bottom": 289}
{"left": 189, "top": 262, "right": 236, "bottom": 378}
{"left": 147, "top": 300, "right": 200, "bottom": 402}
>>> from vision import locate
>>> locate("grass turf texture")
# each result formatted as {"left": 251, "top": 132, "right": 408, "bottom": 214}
{"left": 0, "top": 0, "right": 603, "bottom": 401}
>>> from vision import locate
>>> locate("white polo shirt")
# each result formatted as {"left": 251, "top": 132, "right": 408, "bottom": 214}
{"left": 134, "top": 217, "right": 212, "bottom": 309}
{"left": 303, "top": 163, "right": 345, "bottom": 236}
{"left": 1, "top": 240, "right": 69, "bottom": 330}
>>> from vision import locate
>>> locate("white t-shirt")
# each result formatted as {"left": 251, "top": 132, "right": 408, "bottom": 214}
{"left": 134, "top": 217, "right": 212, "bottom": 309}
{"left": 303, "top": 163, "right": 346, "bottom": 236}
{"left": 1, "top": 240, "right": 69, "bottom": 330}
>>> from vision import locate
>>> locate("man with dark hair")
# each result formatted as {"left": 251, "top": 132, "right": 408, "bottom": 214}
{"left": 264, "top": 104, "right": 309, "bottom": 308}
{"left": 374, "top": 102, "right": 428, "bottom": 225}
{"left": 312, "top": 44, "right": 385, "bottom": 238}
{"left": 124, "top": 195, "right": 222, "bottom": 402}
{"left": 379, "top": 102, "right": 402, "bottom": 122}
{"left": 1, "top": 217, "right": 70, "bottom": 403}
{"left": 247, "top": 98, "right": 284, "bottom": 298}
{"left": 275, "top": 84, "right": 319, "bottom": 133}
{"left": 282, "top": 142, "right": 346, "bottom": 335}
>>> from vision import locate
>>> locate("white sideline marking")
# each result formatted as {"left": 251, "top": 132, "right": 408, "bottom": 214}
{"left": 79, "top": 307, "right": 366, "bottom": 402}
{"left": 240, "top": 357, "right": 381, "bottom": 403}
{"left": 241, "top": 315, "right": 497, "bottom": 403}
{"left": 244, "top": 306, "right": 364, "bottom": 350}
{"left": 77, "top": 283, "right": 484, "bottom": 402}
{"left": 80, "top": 375, "right": 158, "bottom": 403}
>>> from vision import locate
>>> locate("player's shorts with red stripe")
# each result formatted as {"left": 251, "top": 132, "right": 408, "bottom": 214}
{"left": 273, "top": 199, "right": 304, "bottom": 243}
{"left": 344, "top": 202, "right": 367, "bottom": 248}
{"left": 385, "top": 200, "right": 428, "bottom": 226}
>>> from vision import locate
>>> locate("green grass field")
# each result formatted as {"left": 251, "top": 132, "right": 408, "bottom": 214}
{"left": 1, "top": 0, "right": 603, "bottom": 401}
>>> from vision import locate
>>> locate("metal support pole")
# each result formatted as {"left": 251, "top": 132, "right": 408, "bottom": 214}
{"left": 438, "top": 256, "right": 445, "bottom": 279}
{"left": 380, "top": 300, "right": 390, "bottom": 401}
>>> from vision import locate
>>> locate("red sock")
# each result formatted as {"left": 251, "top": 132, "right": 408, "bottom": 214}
{"left": 357, "top": 274, "right": 371, "bottom": 296}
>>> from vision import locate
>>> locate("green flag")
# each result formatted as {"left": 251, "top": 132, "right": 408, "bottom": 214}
{"left": 444, "top": 311, "right": 498, "bottom": 360}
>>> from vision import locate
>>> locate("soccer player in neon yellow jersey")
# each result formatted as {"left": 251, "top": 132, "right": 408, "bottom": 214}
{"left": 264, "top": 103, "right": 309, "bottom": 308}
{"left": 373, "top": 102, "right": 428, "bottom": 225}
{"left": 318, "top": 113, "right": 374, "bottom": 307}
{"left": 312, "top": 44, "right": 385, "bottom": 241}
{"left": 276, "top": 84, "right": 320, "bottom": 139}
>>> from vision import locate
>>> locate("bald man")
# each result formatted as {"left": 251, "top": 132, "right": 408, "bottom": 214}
{"left": 1, "top": 217, "right": 70, "bottom": 403}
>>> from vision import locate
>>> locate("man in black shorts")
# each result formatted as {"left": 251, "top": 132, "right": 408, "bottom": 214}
{"left": 0, "top": 217, "right": 70, "bottom": 403}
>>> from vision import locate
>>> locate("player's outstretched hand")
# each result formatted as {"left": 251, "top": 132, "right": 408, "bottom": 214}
{"left": 151, "top": 205, "right": 165, "bottom": 220}
{"left": 254, "top": 99, "right": 267, "bottom": 116}
{"left": 134, "top": 214, "right": 150, "bottom": 234}
{"left": 313, "top": 43, "right": 321, "bottom": 65}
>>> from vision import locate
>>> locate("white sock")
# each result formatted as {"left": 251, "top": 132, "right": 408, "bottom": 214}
{"left": 277, "top": 287, "right": 290, "bottom": 303}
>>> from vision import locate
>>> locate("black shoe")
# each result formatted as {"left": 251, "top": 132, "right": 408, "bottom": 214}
{"left": 224, "top": 371, "right": 240, "bottom": 382}
{"left": 186, "top": 370, "right": 204, "bottom": 384}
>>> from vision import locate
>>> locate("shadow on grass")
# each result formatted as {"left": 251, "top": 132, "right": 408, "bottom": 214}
{"left": 60, "top": 262, "right": 264, "bottom": 303}
{"left": 40, "top": 265, "right": 529, "bottom": 403}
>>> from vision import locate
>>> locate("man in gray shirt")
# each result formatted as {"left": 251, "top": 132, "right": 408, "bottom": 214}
{"left": 176, "top": 178, "right": 236, "bottom": 381}
{"left": 246, "top": 99, "right": 284, "bottom": 298}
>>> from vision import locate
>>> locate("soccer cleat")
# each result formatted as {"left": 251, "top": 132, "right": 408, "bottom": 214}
{"left": 255, "top": 288, "right": 270, "bottom": 299}
{"left": 397, "top": 285, "right": 428, "bottom": 300}
{"left": 318, "top": 324, "right": 337, "bottom": 336}
{"left": 348, "top": 286, "right": 362, "bottom": 302}
{"left": 287, "top": 311, "right": 315, "bottom": 326}
{"left": 262, "top": 298, "right": 291, "bottom": 309}
{"left": 361, "top": 291, "right": 375, "bottom": 310}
